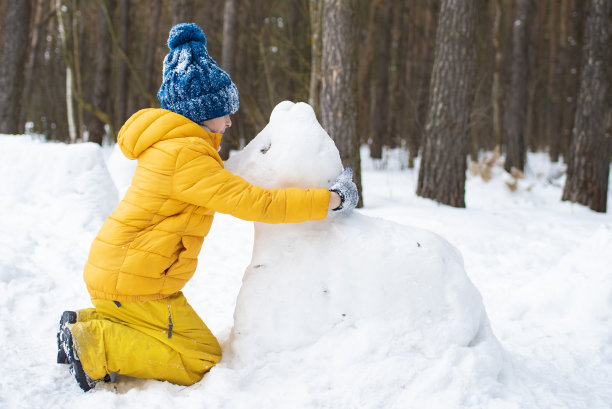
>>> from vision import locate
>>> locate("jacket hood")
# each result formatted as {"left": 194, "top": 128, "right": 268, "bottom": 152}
{"left": 117, "top": 108, "right": 222, "bottom": 159}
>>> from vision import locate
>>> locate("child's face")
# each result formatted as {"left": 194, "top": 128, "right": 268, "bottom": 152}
{"left": 201, "top": 115, "right": 232, "bottom": 134}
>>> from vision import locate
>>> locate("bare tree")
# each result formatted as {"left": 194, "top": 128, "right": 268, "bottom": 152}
{"left": 369, "top": 1, "right": 392, "bottom": 160}
{"left": 221, "top": 0, "right": 238, "bottom": 75}
{"left": 320, "top": 0, "right": 362, "bottom": 206}
{"left": 88, "top": 0, "right": 117, "bottom": 145}
{"left": 172, "top": 0, "right": 195, "bottom": 25}
{"left": 546, "top": 0, "right": 561, "bottom": 161}
{"left": 143, "top": 0, "right": 162, "bottom": 93}
{"left": 309, "top": 0, "right": 323, "bottom": 118}
{"left": 416, "top": 0, "right": 478, "bottom": 208}
{"left": 560, "top": 0, "right": 587, "bottom": 162}
{"left": 504, "top": 0, "right": 531, "bottom": 173}
{"left": 118, "top": 0, "right": 129, "bottom": 125}
{"left": 0, "top": 0, "right": 31, "bottom": 134}
{"left": 55, "top": 0, "right": 79, "bottom": 142}
{"left": 23, "top": 0, "right": 46, "bottom": 128}
{"left": 562, "top": 0, "right": 611, "bottom": 213}
{"left": 491, "top": 0, "right": 503, "bottom": 149}
{"left": 357, "top": 0, "right": 383, "bottom": 154}
{"left": 218, "top": 0, "right": 239, "bottom": 159}
{"left": 406, "top": 0, "right": 438, "bottom": 169}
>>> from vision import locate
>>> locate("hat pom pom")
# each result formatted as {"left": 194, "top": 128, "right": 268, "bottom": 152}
{"left": 168, "top": 23, "right": 207, "bottom": 50}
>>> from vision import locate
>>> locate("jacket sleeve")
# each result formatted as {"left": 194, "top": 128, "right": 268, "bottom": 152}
{"left": 172, "top": 146, "right": 330, "bottom": 223}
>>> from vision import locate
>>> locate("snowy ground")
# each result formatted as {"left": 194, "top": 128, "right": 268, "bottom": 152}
{"left": 0, "top": 134, "right": 611, "bottom": 409}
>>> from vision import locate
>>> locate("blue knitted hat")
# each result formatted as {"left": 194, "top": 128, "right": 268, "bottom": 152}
{"left": 157, "top": 23, "right": 239, "bottom": 123}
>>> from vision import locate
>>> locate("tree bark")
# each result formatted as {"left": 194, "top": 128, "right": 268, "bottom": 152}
{"left": 357, "top": 0, "right": 383, "bottom": 153}
{"left": 118, "top": 0, "right": 129, "bottom": 126}
{"left": 562, "top": 0, "right": 611, "bottom": 213}
{"left": 491, "top": 0, "right": 503, "bottom": 149}
{"left": 320, "top": 0, "right": 362, "bottom": 207}
{"left": 391, "top": 0, "right": 409, "bottom": 157}
{"left": 221, "top": 0, "right": 237, "bottom": 75}
{"left": 547, "top": 0, "right": 562, "bottom": 161}
{"left": 503, "top": 0, "right": 531, "bottom": 173}
{"left": 88, "top": 0, "right": 116, "bottom": 145}
{"left": 23, "top": 0, "right": 46, "bottom": 128}
{"left": 416, "top": 0, "right": 478, "bottom": 208}
{"left": 408, "top": 0, "right": 438, "bottom": 169}
{"left": 71, "top": 0, "right": 84, "bottom": 142}
{"left": 287, "top": 0, "right": 300, "bottom": 98}
{"left": 172, "top": 0, "right": 195, "bottom": 26}
{"left": 0, "top": 0, "right": 31, "bottom": 134}
{"left": 560, "top": 0, "right": 587, "bottom": 163}
{"left": 218, "top": 0, "right": 239, "bottom": 160}
{"left": 144, "top": 0, "right": 162, "bottom": 94}
{"left": 308, "top": 0, "right": 323, "bottom": 118}
{"left": 56, "top": 0, "right": 78, "bottom": 143}
{"left": 369, "top": 1, "right": 392, "bottom": 160}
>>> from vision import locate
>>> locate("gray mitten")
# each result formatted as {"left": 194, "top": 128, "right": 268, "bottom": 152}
{"left": 329, "top": 168, "right": 359, "bottom": 212}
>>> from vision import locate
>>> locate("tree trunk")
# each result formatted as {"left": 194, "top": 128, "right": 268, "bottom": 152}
{"left": 0, "top": 0, "right": 31, "bottom": 134}
{"left": 491, "top": 0, "right": 503, "bottom": 149}
{"left": 287, "top": 0, "right": 300, "bottom": 98}
{"left": 308, "top": 0, "right": 323, "bottom": 118}
{"left": 320, "top": 0, "right": 362, "bottom": 207}
{"left": 562, "top": 0, "right": 611, "bottom": 213}
{"left": 391, "top": 0, "right": 409, "bottom": 156}
{"left": 71, "top": 0, "right": 84, "bottom": 142}
{"left": 524, "top": 0, "right": 546, "bottom": 153}
{"left": 369, "top": 1, "right": 392, "bottom": 160}
{"left": 56, "top": 0, "right": 78, "bottom": 143}
{"left": 416, "top": 0, "right": 478, "bottom": 208}
{"left": 408, "top": 0, "right": 438, "bottom": 169}
{"left": 221, "top": 0, "right": 237, "bottom": 75}
{"left": 144, "top": 0, "right": 162, "bottom": 93}
{"left": 172, "top": 0, "right": 195, "bottom": 26}
{"left": 547, "top": 0, "right": 562, "bottom": 161}
{"left": 43, "top": 13, "right": 70, "bottom": 142}
{"left": 218, "top": 0, "right": 239, "bottom": 160}
{"left": 88, "top": 0, "right": 116, "bottom": 145}
{"left": 23, "top": 0, "right": 46, "bottom": 128}
{"left": 357, "top": 0, "right": 383, "bottom": 152}
{"left": 560, "top": 0, "right": 587, "bottom": 163}
{"left": 118, "top": 0, "right": 129, "bottom": 126}
{"left": 503, "top": 0, "right": 531, "bottom": 173}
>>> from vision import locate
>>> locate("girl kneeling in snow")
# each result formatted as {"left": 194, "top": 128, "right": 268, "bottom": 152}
{"left": 56, "top": 23, "right": 357, "bottom": 392}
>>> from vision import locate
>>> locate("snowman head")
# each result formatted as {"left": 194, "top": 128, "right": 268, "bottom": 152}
{"left": 225, "top": 101, "right": 343, "bottom": 189}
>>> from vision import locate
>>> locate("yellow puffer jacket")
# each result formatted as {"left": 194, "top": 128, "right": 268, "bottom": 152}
{"left": 84, "top": 108, "right": 330, "bottom": 301}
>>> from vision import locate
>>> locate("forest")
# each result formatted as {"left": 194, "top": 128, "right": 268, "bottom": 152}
{"left": 0, "top": 0, "right": 610, "bottom": 212}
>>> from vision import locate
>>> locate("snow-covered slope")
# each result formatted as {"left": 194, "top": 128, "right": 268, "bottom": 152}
{"left": 0, "top": 112, "right": 611, "bottom": 409}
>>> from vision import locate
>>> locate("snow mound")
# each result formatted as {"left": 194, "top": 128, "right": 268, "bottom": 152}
{"left": 0, "top": 135, "right": 117, "bottom": 230}
{"left": 224, "top": 102, "right": 503, "bottom": 406}
{"left": 106, "top": 142, "right": 138, "bottom": 198}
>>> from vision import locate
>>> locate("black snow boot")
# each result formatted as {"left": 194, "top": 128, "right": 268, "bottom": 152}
{"left": 57, "top": 311, "right": 77, "bottom": 364}
{"left": 59, "top": 322, "right": 97, "bottom": 392}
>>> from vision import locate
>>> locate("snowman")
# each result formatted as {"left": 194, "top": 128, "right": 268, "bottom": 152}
{"left": 224, "top": 102, "right": 502, "bottom": 396}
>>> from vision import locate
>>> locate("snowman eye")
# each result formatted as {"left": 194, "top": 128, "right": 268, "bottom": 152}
{"left": 260, "top": 144, "right": 271, "bottom": 154}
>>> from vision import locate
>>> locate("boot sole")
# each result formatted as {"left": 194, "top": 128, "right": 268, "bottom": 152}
{"left": 57, "top": 311, "right": 77, "bottom": 364}
{"left": 60, "top": 325, "right": 97, "bottom": 392}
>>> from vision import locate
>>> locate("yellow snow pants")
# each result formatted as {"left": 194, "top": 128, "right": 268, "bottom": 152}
{"left": 69, "top": 292, "right": 222, "bottom": 386}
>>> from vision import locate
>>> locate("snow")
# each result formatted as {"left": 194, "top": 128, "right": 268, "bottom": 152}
{"left": 224, "top": 103, "right": 501, "bottom": 408}
{"left": 1, "top": 102, "right": 611, "bottom": 408}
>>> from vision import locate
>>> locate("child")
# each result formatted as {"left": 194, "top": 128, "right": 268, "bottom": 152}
{"left": 56, "top": 23, "right": 358, "bottom": 391}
